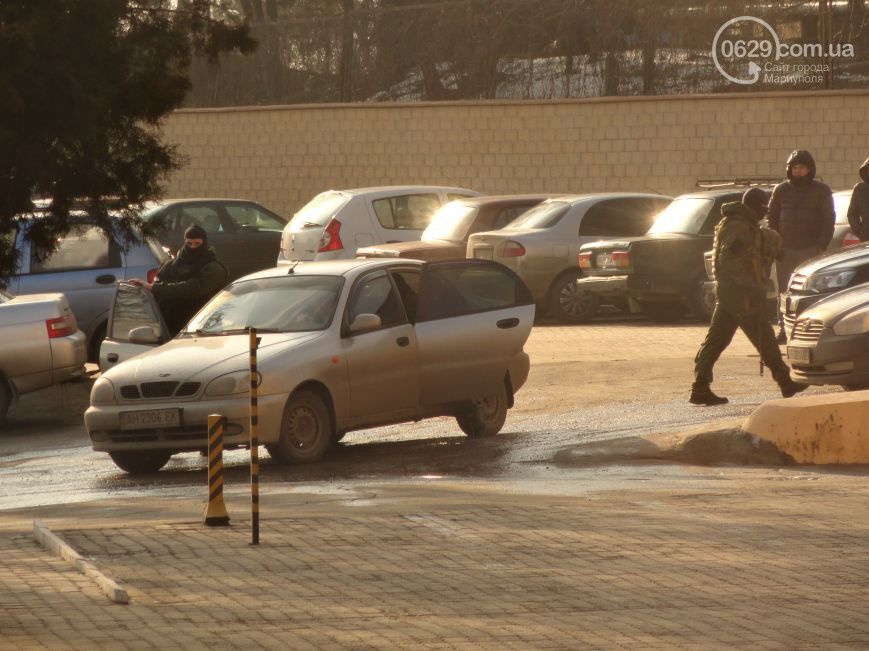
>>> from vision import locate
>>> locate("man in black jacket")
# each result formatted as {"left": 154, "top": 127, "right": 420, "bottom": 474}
{"left": 847, "top": 156, "right": 869, "bottom": 242}
{"left": 768, "top": 150, "right": 835, "bottom": 342}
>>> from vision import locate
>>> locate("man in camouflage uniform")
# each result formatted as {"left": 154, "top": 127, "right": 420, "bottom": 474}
{"left": 690, "top": 188, "right": 807, "bottom": 406}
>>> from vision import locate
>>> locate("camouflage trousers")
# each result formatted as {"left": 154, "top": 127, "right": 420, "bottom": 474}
{"left": 693, "top": 303, "right": 790, "bottom": 391}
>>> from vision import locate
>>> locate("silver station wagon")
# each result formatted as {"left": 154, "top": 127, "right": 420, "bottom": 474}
{"left": 86, "top": 258, "right": 534, "bottom": 473}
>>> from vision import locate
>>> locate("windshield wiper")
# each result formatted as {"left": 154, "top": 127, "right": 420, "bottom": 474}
{"left": 220, "top": 327, "right": 285, "bottom": 335}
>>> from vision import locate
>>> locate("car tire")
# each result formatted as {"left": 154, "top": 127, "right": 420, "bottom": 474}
{"left": 690, "top": 282, "right": 715, "bottom": 323}
{"left": 88, "top": 322, "right": 107, "bottom": 363}
{"left": 547, "top": 271, "right": 599, "bottom": 323}
{"left": 456, "top": 382, "right": 508, "bottom": 438}
{"left": 0, "top": 381, "right": 11, "bottom": 424}
{"left": 268, "top": 390, "right": 334, "bottom": 464}
{"left": 639, "top": 300, "right": 685, "bottom": 323}
{"left": 108, "top": 450, "right": 172, "bottom": 474}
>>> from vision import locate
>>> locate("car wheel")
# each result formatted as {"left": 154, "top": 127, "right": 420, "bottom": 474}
{"left": 456, "top": 382, "right": 508, "bottom": 438}
{"left": 0, "top": 381, "right": 11, "bottom": 424}
{"left": 88, "top": 322, "right": 107, "bottom": 363}
{"left": 690, "top": 282, "right": 715, "bottom": 323}
{"left": 639, "top": 300, "right": 685, "bottom": 323}
{"left": 547, "top": 271, "right": 599, "bottom": 323}
{"left": 108, "top": 451, "right": 172, "bottom": 474}
{"left": 268, "top": 390, "right": 334, "bottom": 464}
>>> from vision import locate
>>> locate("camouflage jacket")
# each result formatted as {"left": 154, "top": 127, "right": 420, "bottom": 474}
{"left": 712, "top": 202, "right": 767, "bottom": 311}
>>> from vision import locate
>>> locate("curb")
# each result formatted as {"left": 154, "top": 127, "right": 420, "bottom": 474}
{"left": 32, "top": 520, "right": 129, "bottom": 605}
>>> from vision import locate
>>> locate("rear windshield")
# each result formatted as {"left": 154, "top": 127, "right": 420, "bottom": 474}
{"left": 183, "top": 275, "right": 344, "bottom": 334}
{"left": 507, "top": 201, "right": 570, "bottom": 229}
{"left": 647, "top": 197, "right": 714, "bottom": 235}
{"left": 288, "top": 192, "right": 351, "bottom": 229}
{"left": 421, "top": 202, "right": 479, "bottom": 242}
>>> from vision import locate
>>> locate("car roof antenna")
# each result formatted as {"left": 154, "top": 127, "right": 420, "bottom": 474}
{"left": 286, "top": 261, "right": 300, "bottom": 274}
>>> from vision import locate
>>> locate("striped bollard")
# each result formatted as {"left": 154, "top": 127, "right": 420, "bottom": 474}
{"left": 249, "top": 329, "right": 261, "bottom": 545}
{"left": 204, "top": 414, "right": 230, "bottom": 526}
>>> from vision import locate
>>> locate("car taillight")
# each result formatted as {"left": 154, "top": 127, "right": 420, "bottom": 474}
{"left": 318, "top": 219, "right": 344, "bottom": 253}
{"left": 498, "top": 240, "right": 526, "bottom": 258}
{"left": 146, "top": 268, "right": 158, "bottom": 284}
{"left": 578, "top": 252, "right": 593, "bottom": 269}
{"left": 46, "top": 315, "right": 76, "bottom": 339}
{"left": 611, "top": 251, "right": 631, "bottom": 267}
{"left": 842, "top": 231, "right": 861, "bottom": 248}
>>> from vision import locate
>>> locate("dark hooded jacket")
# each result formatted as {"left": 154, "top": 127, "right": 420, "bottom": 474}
{"left": 713, "top": 201, "right": 766, "bottom": 313}
{"left": 847, "top": 156, "right": 869, "bottom": 241}
{"left": 767, "top": 150, "right": 835, "bottom": 251}
{"left": 152, "top": 244, "right": 228, "bottom": 334}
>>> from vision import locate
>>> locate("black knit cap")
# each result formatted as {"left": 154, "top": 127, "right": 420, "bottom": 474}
{"left": 184, "top": 224, "right": 207, "bottom": 241}
{"left": 742, "top": 188, "right": 769, "bottom": 216}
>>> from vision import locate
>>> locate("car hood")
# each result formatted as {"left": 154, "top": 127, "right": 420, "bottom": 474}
{"left": 801, "top": 282, "right": 869, "bottom": 322}
{"left": 580, "top": 232, "right": 695, "bottom": 251}
{"left": 796, "top": 242, "right": 869, "bottom": 276}
{"left": 102, "top": 331, "right": 326, "bottom": 384}
{"left": 357, "top": 239, "right": 460, "bottom": 259}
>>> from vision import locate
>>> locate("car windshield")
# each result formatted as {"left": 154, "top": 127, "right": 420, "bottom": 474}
{"left": 647, "top": 197, "right": 715, "bottom": 235}
{"left": 182, "top": 275, "right": 344, "bottom": 335}
{"left": 507, "top": 201, "right": 570, "bottom": 229}
{"left": 834, "top": 193, "right": 851, "bottom": 225}
{"left": 421, "top": 202, "right": 479, "bottom": 242}
{"left": 288, "top": 192, "right": 351, "bottom": 229}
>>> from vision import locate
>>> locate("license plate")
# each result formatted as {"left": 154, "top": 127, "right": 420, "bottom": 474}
{"left": 787, "top": 346, "right": 811, "bottom": 365}
{"left": 474, "top": 248, "right": 493, "bottom": 260}
{"left": 595, "top": 253, "right": 613, "bottom": 268}
{"left": 120, "top": 408, "right": 181, "bottom": 430}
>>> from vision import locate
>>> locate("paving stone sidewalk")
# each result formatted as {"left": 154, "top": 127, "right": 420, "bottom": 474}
{"left": 3, "top": 468, "right": 869, "bottom": 650}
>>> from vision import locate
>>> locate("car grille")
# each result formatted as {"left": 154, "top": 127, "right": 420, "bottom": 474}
{"left": 790, "top": 318, "right": 824, "bottom": 343}
{"left": 120, "top": 382, "right": 201, "bottom": 400}
{"left": 788, "top": 274, "right": 808, "bottom": 291}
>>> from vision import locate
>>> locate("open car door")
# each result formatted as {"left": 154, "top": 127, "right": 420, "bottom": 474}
{"left": 414, "top": 260, "right": 535, "bottom": 405}
{"left": 99, "top": 282, "right": 169, "bottom": 372}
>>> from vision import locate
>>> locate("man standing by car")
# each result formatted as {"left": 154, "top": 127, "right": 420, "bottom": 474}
{"left": 132, "top": 224, "right": 229, "bottom": 335}
{"left": 847, "top": 156, "right": 869, "bottom": 242}
{"left": 691, "top": 189, "right": 807, "bottom": 406}
{"left": 768, "top": 149, "right": 835, "bottom": 342}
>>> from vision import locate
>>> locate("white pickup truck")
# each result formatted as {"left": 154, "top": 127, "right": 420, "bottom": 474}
{"left": 0, "top": 290, "right": 87, "bottom": 422}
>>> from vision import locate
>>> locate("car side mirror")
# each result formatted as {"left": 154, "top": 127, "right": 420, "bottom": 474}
{"left": 348, "top": 313, "right": 381, "bottom": 335}
{"left": 128, "top": 325, "right": 160, "bottom": 345}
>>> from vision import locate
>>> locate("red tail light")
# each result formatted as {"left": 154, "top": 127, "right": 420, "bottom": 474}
{"left": 46, "top": 315, "right": 76, "bottom": 339}
{"left": 146, "top": 268, "right": 158, "bottom": 284}
{"left": 611, "top": 251, "right": 631, "bottom": 267}
{"left": 842, "top": 231, "right": 861, "bottom": 248}
{"left": 578, "top": 252, "right": 592, "bottom": 269}
{"left": 498, "top": 240, "right": 526, "bottom": 258}
{"left": 318, "top": 219, "right": 344, "bottom": 253}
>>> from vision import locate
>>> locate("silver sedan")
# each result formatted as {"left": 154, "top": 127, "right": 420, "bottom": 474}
{"left": 86, "top": 258, "right": 534, "bottom": 473}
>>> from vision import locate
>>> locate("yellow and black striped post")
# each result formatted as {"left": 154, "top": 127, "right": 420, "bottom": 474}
{"left": 204, "top": 414, "right": 230, "bottom": 527}
{"left": 249, "top": 328, "right": 261, "bottom": 545}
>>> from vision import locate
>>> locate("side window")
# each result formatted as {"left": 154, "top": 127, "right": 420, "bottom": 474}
{"left": 493, "top": 206, "right": 529, "bottom": 229}
{"left": 29, "top": 224, "right": 118, "bottom": 273}
{"left": 417, "top": 262, "right": 532, "bottom": 322}
{"left": 224, "top": 205, "right": 285, "bottom": 232}
{"left": 178, "top": 206, "right": 223, "bottom": 234}
{"left": 579, "top": 198, "right": 669, "bottom": 237}
{"left": 390, "top": 269, "right": 420, "bottom": 323}
{"left": 110, "top": 284, "right": 162, "bottom": 341}
{"left": 347, "top": 272, "right": 405, "bottom": 330}
{"left": 372, "top": 194, "right": 440, "bottom": 230}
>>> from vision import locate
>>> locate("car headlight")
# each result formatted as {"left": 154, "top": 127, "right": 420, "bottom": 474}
{"left": 805, "top": 270, "right": 857, "bottom": 293}
{"left": 832, "top": 308, "right": 869, "bottom": 336}
{"left": 205, "top": 370, "right": 261, "bottom": 397}
{"left": 91, "top": 378, "right": 116, "bottom": 404}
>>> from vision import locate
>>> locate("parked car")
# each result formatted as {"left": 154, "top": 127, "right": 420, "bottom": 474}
{"left": 140, "top": 198, "right": 287, "bottom": 282}
{"left": 3, "top": 215, "right": 169, "bottom": 360}
{"left": 575, "top": 189, "right": 767, "bottom": 323}
{"left": 0, "top": 289, "right": 86, "bottom": 422}
{"left": 86, "top": 258, "right": 534, "bottom": 473}
{"left": 466, "top": 193, "right": 671, "bottom": 323}
{"left": 786, "top": 282, "right": 869, "bottom": 391}
{"left": 355, "top": 195, "right": 550, "bottom": 262}
{"left": 278, "top": 186, "right": 481, "bottom": 264}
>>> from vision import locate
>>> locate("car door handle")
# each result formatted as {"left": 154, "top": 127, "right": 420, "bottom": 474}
{"left": 497, "top": 318, "right": 519, "bottom": 329}
{"left": 106, "top": 353, "right": 119, "bottom": 363}
{"left": 396, "top": 336, "right": 410, "bottom": 347}
{"left": 95, "top": 274, "right": 116, "bottom": 284}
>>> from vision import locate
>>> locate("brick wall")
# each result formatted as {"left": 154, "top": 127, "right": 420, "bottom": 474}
{"left": 162, "top": 90, "right": 869, "bottom": 216}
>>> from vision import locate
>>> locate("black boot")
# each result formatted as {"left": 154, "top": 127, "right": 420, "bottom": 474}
{"left": 689, "top": 387, "right": 729, "bottom": 406}
{"left": 780, "top": 379, "right": 808, "bottom": 398}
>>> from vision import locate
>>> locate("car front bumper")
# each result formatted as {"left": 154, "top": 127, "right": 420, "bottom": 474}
{"left": 788, "top": 331, "right": 869, "bottom": 387}
{"left": 85, "top": 392, "right": 288, "bottom": 453}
